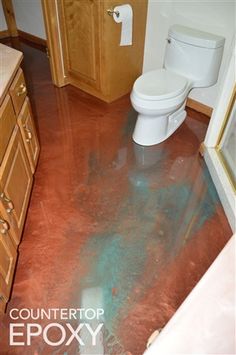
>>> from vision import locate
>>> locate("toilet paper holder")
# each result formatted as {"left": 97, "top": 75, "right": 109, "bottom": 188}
{"left": 107, "top": 8, "right": 120, "bottom": 18}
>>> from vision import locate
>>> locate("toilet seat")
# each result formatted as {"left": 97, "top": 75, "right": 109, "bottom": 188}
{"left": 133, "top": 69, "right": 188, "bottom": 101}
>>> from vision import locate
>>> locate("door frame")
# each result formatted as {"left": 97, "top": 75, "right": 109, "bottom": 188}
{"left": 203, "top": 44, "right": 236, "bottom": 232}
{"left": 41, "top": 0, "right": 67, "bottom": 87}
{"left": 1, "top": 0, "right": 64, "bottom": 87}
{"left": 1, "top": 0, "right": 18, "bottom": 37}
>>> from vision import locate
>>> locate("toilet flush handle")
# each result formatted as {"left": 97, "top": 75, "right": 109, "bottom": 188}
{"left": 166, "top": 38, "right": 171, "bottom": 44}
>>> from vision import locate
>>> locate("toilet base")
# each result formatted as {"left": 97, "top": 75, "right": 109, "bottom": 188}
{"left": 132, "top": 107, "right": 187, "bottom": 146}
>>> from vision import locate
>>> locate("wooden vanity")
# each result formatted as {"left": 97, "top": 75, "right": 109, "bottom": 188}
{"left": 0, "top": 44, "right": 40, "bottom": 313}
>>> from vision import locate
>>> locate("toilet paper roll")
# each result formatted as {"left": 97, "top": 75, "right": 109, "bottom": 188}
{"left": 113, "top": 4, "right": 133, "bottom": 46}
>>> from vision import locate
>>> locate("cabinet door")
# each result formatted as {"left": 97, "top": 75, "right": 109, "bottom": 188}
{"left": 0, "top": 294, "right": 7, "bottom": 314}
{"left": 0, "top": 95, "right": 16, "bottom": 165}
{"left": 58, "top": 0, "right": 101, "bottom": 93}
{"left": 18, "top": 97, "right": 40, "bottom": 174}
{"left": 0, "top": 213, "right": 17, "bottom": 303}
{"left": 0, "top": 126, "right": 33, "bottom": 245}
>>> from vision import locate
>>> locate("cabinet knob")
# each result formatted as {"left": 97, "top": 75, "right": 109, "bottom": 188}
{"left": 46, "top": 47, "right": 50, "bottom": 58}
{"left": 0, "top": 192, "right": 14, "bottom": 213}
{"left": 17, "top": 83, "right": 27, "bottom": 96}
{"left": 0, "top": 218, "right": 10, "bottom": 235}
{"left": 23, "top": 125, "right": 32, "bottom": 142}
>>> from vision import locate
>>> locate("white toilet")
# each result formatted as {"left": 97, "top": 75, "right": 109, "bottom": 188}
{"left": 131, "top": 25, "right": 225, "bottom": 146}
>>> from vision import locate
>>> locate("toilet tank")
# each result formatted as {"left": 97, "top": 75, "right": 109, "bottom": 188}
{"left": 164, "top": 25, "right": 225, "bottom": 88}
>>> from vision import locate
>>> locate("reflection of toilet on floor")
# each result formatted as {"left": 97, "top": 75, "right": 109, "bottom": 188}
{"left": 112, "top": 147, "right": 127, "bottom": 170}
{"left": 133, "top": 142, "right": 166, "bottom": 169}
{"left": 131, "top": 25, "right": 225, "bottom": 146}
{"left": 80, "top": 287, "right": 104, "bottom": 355}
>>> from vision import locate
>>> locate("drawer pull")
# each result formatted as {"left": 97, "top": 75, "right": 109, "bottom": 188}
{"left": 0, "top": 218, "right": 9, "bottom": 235}
{"left": 17, "top": 84, "right": 27, "bottom": 96}
{"left": 0, "top": 192, "right": 14, "bottom": 213}
{"left": 23, "top": 125, "right": 32, "bottom": 142}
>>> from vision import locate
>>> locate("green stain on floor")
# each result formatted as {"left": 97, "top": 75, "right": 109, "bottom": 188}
{"left": 195, "top": 165, "right": 220, "bottom": 231}
{"left": 76, "top": 161, "right": 220, "bottom": 334}
{"left": 79, "top": 232, "right": 148, "bottom": 331}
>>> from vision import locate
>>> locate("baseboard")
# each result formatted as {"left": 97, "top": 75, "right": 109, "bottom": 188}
{"left": 186, "top": 98, "right": 213, "bottom": 117}
{"left": 18, "top": 30, "right": 47, "bottom": 49}
{"left": 0, "top": 30, "right": 10, "bottom": 39}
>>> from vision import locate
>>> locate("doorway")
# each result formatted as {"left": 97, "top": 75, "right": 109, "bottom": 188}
{"left": 0, "top": 0, "right": 60, "bottom": 85}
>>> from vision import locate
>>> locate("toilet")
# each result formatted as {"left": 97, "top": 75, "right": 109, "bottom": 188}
{"left": 131, "top": 25, "right": 225, "bottom": 146}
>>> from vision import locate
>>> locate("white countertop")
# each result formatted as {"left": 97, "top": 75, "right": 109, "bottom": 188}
{"left": 0, "top": 43, "right": 23, "bottom": 105}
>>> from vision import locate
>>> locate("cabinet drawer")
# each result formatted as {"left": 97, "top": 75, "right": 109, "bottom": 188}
{"left": 0, "top": 95, "right": 16, "bottom": 165}
{"left": 9, "top": 68, "right": 27, "bottom": 115}
{"left": 18, "top": 98, "right": 40, "bottom": 173}
{"left": 0, "top": 126, "right": 33, "bottom": 245}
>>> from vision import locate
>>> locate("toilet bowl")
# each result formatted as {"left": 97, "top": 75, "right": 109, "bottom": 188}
{"left": 131, "top": 25, "right": 225, "bottom": 146}
{"left": 131, "top": 69, "right": 191, "bottom": 146}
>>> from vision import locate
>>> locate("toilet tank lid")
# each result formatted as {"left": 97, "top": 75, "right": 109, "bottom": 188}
{"left": 169, "top": 25, "right": 225, "bottom": 49}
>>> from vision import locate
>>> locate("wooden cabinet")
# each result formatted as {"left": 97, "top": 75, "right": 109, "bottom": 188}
{"left": 0, "top": 295, "right": 7, "bottom": 313}
{"left": 0, "top": 213, "right": 17, "bottom": 300}
{"left": 59, "top": 0, "right": 101, "bottom": 92}
{"left": 51, "top": 0, "right": 148, "bottom": 102}
{"left": 0, "top": 126, "right": 33, "bottom": 245}
{"left": 0, "top": 44, "right": 40, "bottom": 313}
{"left": 18, "top": 98, "right": 40, "bottom": 173}
{"left": 0, "top": 95, "right": 16, "bottom": 164}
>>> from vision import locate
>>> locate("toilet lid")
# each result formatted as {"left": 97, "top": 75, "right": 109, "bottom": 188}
{"left": 133, "top": 69, "right": 188, "bottom": 101}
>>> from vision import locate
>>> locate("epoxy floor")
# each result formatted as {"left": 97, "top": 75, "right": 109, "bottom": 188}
{"left": 0, "top": 40, "right": 232, "bottom": 354}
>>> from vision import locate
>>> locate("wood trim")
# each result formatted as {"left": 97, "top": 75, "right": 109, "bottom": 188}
{"left": 41, "top": 0, "right": 67, "bottom": 87}
{"left": 0, "top": 30, "right": 10, "bottom": 39}
{"left": 1, "top": 0, "right": 18, "bottom": 37}
{"left": 186, "top": 98, "right": 213, "bottom": 117}
{"left": 18, "top": 30, "right": 47, "bottom": 48}
{"left": 216, "top": 85, "right": 236, "bottom": 147}
{"left": 199, "top": 142, "right": 206, "bottom": 157}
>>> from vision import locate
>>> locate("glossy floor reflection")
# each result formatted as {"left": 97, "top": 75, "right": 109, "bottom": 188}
{"left": 0, "top": 39, "right": 232, "bottom": 355}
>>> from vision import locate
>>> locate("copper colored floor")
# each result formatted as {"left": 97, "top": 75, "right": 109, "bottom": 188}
{"left": 0, "top": 39, "right": 232, "bottom": 354}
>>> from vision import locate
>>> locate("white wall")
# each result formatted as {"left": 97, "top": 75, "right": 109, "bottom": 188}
{"left": 12, "top": 0, "right": 46, "bottom": 39}
{"left": 143, "top": 0, "right": 236, "bottom": 108}
{"left": 0, "top": 2, "right": 7, "bottom": 31}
